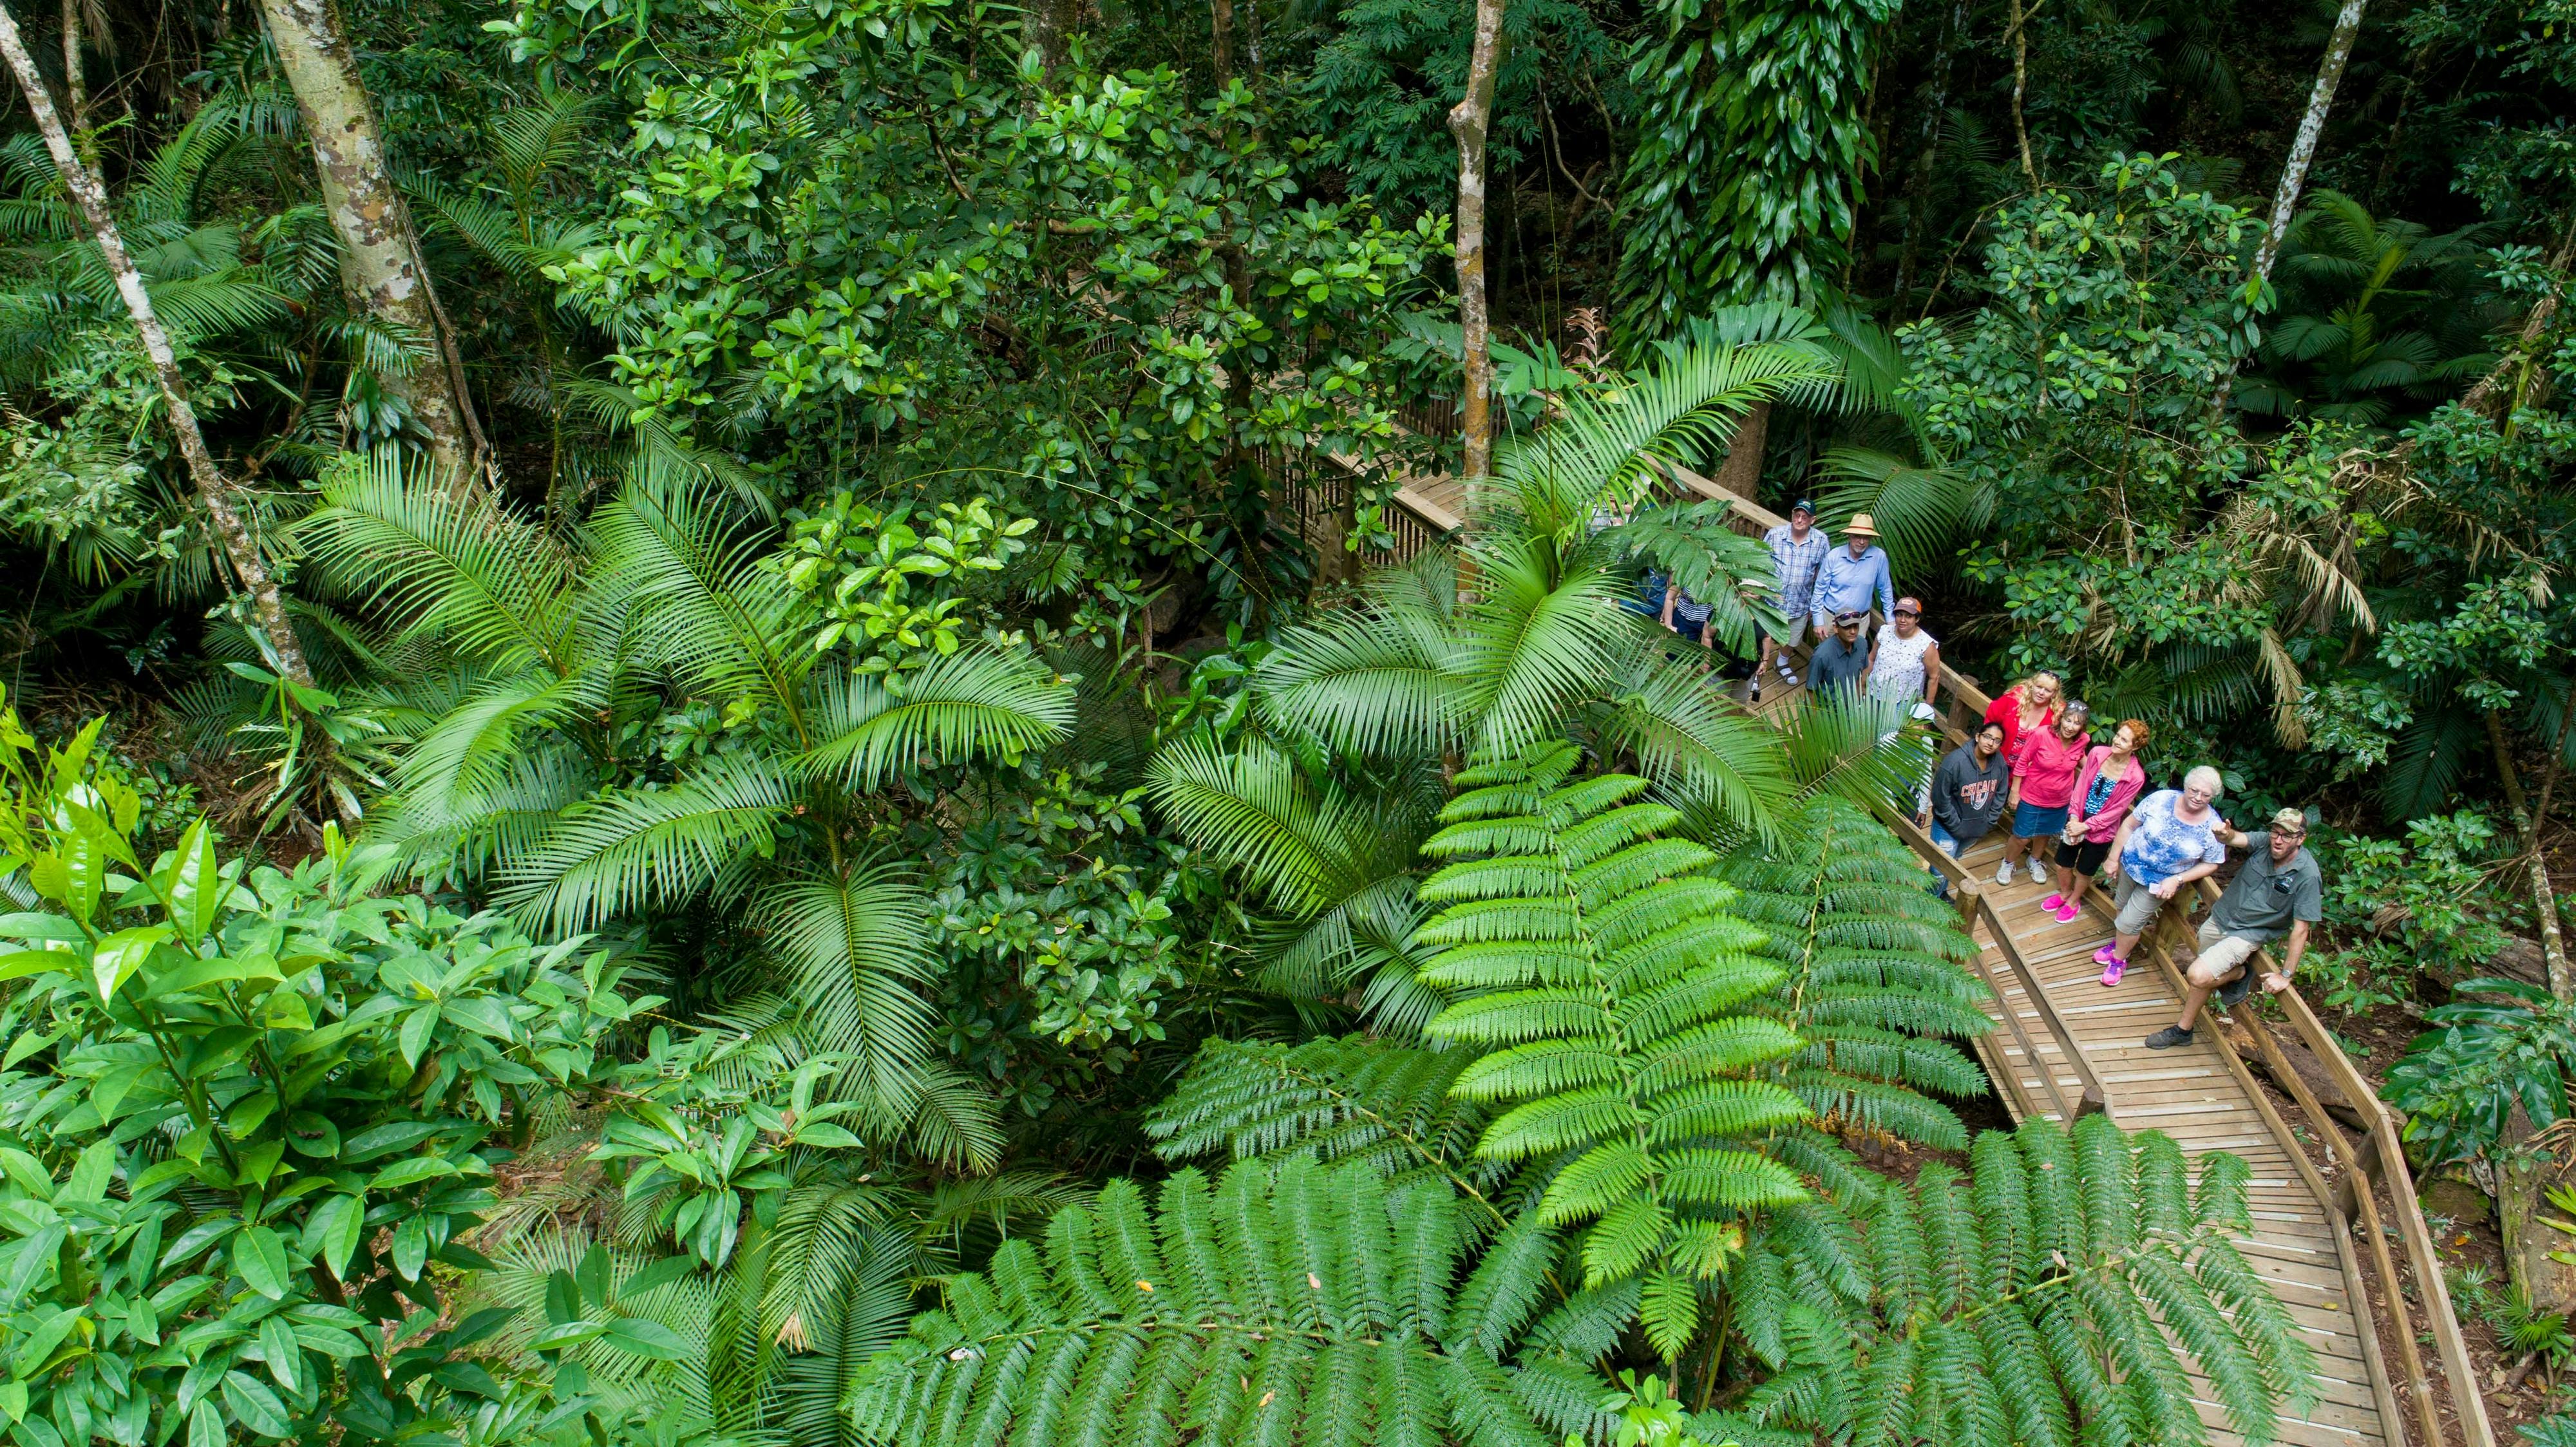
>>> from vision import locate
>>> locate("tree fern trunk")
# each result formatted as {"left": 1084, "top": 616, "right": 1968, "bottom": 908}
{"left": 1448, "top": 0, "right": 1505, "bottom": 482}
{"left": 254, "top": 0, "right": 489, "bottom": 489}
{"left": 0, "top": 0, "right": 323, "bottom": 702}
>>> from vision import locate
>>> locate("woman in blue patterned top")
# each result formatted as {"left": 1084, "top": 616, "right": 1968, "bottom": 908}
{"left": 2093, "top": 765, "right": 2230, "bottom": 986}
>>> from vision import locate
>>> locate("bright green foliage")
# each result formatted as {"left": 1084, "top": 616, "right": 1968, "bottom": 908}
{"left": 1618, "top": 0, "right": 1899, "bottom": 332}
{"left": 1718, "top": 1116, "right": 2319, "bottom": 1447}
{"left": 0, "top": 706, "right": 677, "bottom": 1447}
{"left": 1144, "top": 1036, "right": 1498, "bottom": 1198}
{"left": 1416, "top": 743, "right": 1809, "bottom": 1356}
{"left": 770, "top": 494, "right": 1039, "bottom": 678}
{"left": 2385, "top": 978, "right": 2576, "bottom": 1169}
{"left": 843, "top": 1158, "right": 1609, "bottom": 1447}
{"left": 1717, "top": 796, "right": 1993, "bottom": 1151}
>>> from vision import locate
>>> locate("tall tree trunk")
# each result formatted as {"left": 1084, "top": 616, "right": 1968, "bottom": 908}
{"left": 1023, "top": 0, "right": 1078, "bottom": 75}
{"left": 253, "top": 0, "right": 487, "bottom": 487}
{"left": 1211, "top": 0, "right": 1235, "bottom": 87}
{"left": 56, "top": 0, "right": 90, "bottom": 166}
{"left": 0, "top": 1, "right": 317, "bottom": 694}
{"left": 1713, "top": 401, "right": 1770, "bottom": 500}
{"left": 2209, "top": 0, "right": 2371, "bottom": 420}
{"left": 1448, "top": 0, "right": 1506, "bottom": 483}
{"left": 1893, "top": 0, "right": 1970, "bottom": 304}
{"left": 2006, "top": 0, "right": 2037, "bottom": 191}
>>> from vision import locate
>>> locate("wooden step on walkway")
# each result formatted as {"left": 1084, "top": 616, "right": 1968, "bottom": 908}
{"left": 1946, "top": 835, "right": 2396, "bottom": 1447}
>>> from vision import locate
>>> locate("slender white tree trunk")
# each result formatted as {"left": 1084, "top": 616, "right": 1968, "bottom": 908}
{"left": 254, "top": 0, "right": 488, "bottom": 488}
{"left": 0, "top": 0, "right": 320, "bottom": 694}
{"left": 1448, "top": 0, "right": 1506, "bottom": 482}
{"left": 2211, "top": 0, "right": 2371, "bottom": 419}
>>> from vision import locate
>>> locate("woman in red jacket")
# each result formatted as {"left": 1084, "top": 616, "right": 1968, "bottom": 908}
{"left": 1982, "top": 670, "right": 2061, "bottom": 768}
{"left": 1995, "top": 701, "right": 2092, "bottom": 886}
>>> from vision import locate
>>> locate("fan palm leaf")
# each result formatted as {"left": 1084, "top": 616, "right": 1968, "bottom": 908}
{"left": 296, "top": 449, "right": 583, "bottom": 672}
{"left": 759, "top": 866, "right": 946, "bottom": 1133}
{"left": 1493, "top": 337, "right": 1841, "bottom": 530}
{"left": 497, "top": 755, "right": 799, "bottom": 932}
{"left": 793, "top": 652, "right": 1076, "bottom": 789}
{"left": 591, "top": 480, "right": 806, "bottom": 724}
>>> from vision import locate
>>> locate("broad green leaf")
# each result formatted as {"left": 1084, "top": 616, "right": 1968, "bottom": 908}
{"left": 392, "top": 1216, "right": 429, "bottom": 1281}
{"left": 299, "top": 1193, "right": 363, "bottom": 1281}
{"left": 601, "top": 1317, "right": 692, "bottom": 1360}
{"left": 59, "top": 1139, "right": 113, "bottom": 1204}
{"left": 618, "top": 1254, "right": 696, "bottom": 1301}
{"left": 166, "top": 822, "right": 226, "bottom": 943}
{"left": 233, "top": 1225, "right": 292, "bottom": 1300}
{"left": 284, "top": 1112, "right": 341, "bottom": 1159}
{"left": 0, "top": 950, "right": 75, "bottom": 984}
{"left": 11, "top": 1306, "right": 77, "bottom": 1376}
{"left": 368, "top": 1157, "right": 459, "bottom": 1191}
{"left": 341, "top": 1121, "right": 441, "bottom": 1162}
{"left": 90, "top": 925, "right": 172, "bottom": 1003}
{"left": 258, "top": 1316, "right": 301, "bottom": 1395}
{"left": 0, "top": 1379, "right": 24, "bottom": 1423}
{"left": 527, "top": 1319, "right": 610, "bottom": 1352}
{"left": 399, "top": 1004, "right": 441, "bottom": 1068}
{"left": 187, "top": 1399, "right": 222, "bottom": 1447}
{"left": 142, "top": 952, "right": 284, "bottom": 1003}
{"left": 0, "top": 914, "right": 85, "bottom": 945}
{"left": 221, "top": 1369, "right": 294, "bottom": 1438}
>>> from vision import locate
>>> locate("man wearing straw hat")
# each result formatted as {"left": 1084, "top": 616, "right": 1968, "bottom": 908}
{"left": 1812, "top": 513, "right": 1895, "bottom": 639}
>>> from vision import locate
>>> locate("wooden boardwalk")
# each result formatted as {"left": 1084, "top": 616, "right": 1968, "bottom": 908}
{"left": 1318, "top": 436, "right": 2487, "bottom": 1447}
{"left": 1942, "top": 831, "right": 2396, "bottom": 1447}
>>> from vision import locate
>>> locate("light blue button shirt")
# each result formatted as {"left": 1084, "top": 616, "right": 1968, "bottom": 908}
{"left": 1812, "top": 544, "right": 1894, "bottom": 622}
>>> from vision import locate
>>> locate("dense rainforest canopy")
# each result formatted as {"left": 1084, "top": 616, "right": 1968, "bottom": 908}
{"left": 0, "top": 0, "right": 2570, "bottom": 1443}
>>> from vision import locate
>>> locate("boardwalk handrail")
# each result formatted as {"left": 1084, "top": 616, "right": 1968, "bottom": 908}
{"left": 1875, "top": 804, "right": 2109, "bottom": 1124}
{"left": 2166, "top": 879, "right": 2496, "bottom": 1447}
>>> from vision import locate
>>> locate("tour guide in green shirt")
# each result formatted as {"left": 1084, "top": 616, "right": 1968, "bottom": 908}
{"left": 2145, "top": 809, "right": 2324, "bottom": 1049}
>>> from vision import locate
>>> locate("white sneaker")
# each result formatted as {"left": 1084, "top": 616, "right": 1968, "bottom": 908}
{"left": 2028, "top": 857, "right": 2049, "bottom": 884}
{"left": 1994, "top": 859, "right": 2014, "bottom": 885}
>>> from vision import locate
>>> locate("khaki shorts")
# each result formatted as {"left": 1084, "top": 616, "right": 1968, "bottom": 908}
{"left": 1768, "top": 614, "right": 1812, "bottom": 650}
{"left": 2188, "top": 919, "right": 2262, "bottom": 987}
{"left": 2111, "top": 871, "right": 2174, "bottom": 937}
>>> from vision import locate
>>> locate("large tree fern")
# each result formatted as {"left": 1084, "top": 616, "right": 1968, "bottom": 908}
{"left": 1718, "top": 795, "right": 1994, "bottom": 1151}
{"left": 1143, "top": 1036, "right": 1499, "bottom": 1203}
{"left": 1416, "top": 742, "right": 1810, "bottom": 1357}
{"left": 843, "top": 1159, "right": 1608, "bottom": 1447}
{"left": 1719, "top": 1115, "right": 2321, "bottom": 1447}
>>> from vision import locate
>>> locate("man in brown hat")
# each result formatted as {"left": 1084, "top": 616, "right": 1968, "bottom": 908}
{"left": 1812, "top": 512, "right": 1893, "bottom": 634}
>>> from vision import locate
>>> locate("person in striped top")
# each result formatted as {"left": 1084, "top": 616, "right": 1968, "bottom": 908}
{"left": 1757, "top": 500, "right": 1830, "bottom": 692}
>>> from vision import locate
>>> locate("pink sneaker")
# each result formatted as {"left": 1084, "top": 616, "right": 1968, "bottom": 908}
{"left": 2053, "top": 903, "right": 2081, "bottom": 923}
{"left": 2094, "top": 943, "right": 2127, "bottom": 986}
{"left": 2041, "top": 893, "right": 2066, "bottom": 912}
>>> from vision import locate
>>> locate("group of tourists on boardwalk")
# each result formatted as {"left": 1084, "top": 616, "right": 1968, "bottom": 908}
{"left": 1643, "top": 497, "right": 2328, "bottom": 1052}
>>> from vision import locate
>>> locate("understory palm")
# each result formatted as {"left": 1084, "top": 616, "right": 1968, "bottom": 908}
{"left": 298, "top": 455, "right": 1075, "bottom": 1159}
{"left": 1253, "top": 335, "right": 1833, "bottom": 828}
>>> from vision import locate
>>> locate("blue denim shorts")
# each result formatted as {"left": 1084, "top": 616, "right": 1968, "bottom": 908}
{"left": 2011, "top": 801, "right": 2069, "bottom": 838}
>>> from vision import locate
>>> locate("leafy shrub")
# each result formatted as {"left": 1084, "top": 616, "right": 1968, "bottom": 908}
{"left": 2306, "top": 810, "right": 2514, "bottom": 1011}
{"left": 0, "top": 710, "right": 674, "bottom": 1446}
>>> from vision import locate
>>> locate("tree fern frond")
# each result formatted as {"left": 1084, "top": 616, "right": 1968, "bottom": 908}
{"left": 844, "top": 1164, "right": 1599, "bottom": 1447}
{"left": 1745, "top": 1117, "right": 2319, "bottom": 1447}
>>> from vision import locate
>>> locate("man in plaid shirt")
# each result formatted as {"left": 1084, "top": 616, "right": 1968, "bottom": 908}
{"left": 1756, "top": 500, "right": 1829, "bottom": 695}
